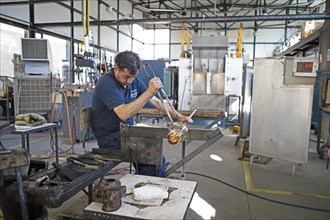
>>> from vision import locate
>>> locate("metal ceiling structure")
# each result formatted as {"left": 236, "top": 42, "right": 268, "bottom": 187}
{"left": 34, "top": 13, "right": 330, "bottom": 26}
{"left": 0, "top": 0, "right": 328, "bottom": 57}
{"left": 0, "top": 1, "right": 329, "bottom": 89}
{"left": 124, "top": 0, "right": 328, "bottom": 30}
{"left": 0, "top": 0, "right": 328, "bottom": 31}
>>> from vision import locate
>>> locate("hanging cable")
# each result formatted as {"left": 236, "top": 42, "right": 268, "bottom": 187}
{"left": 60, "top": 90, "right": 75, "bottom": 154}
{"left": 49, "top": 91, "right": 76, "bottom": 154}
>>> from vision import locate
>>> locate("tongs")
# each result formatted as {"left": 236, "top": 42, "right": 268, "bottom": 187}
{"left": 143, "top": 63, "right": 182, "bottom": 124}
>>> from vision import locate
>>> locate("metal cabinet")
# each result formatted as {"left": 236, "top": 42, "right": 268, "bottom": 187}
{"left": 250, "top": 58, "right": 314, "bottom": 164}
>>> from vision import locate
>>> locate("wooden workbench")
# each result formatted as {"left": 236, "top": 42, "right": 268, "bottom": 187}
{"left": 84, "top": 174, "right": 197, "bottom": 220}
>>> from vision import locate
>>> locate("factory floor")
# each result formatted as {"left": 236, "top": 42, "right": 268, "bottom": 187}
{"left": 0, "top": 121, "right": 329, "bottom": 220}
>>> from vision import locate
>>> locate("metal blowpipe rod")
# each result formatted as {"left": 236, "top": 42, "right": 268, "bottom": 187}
{"left": 189, "top": 108, "right": 197, "bottom": 119}
{"left": 143, "top": 63, "right": 181, "bottom": 123}
{"left": 143, "top": 64, "right": 174, "bottom": 124}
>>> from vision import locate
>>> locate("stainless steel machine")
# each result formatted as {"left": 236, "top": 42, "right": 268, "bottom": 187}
{"left": 250, "top": 57, "right": 316, "bottom": 174}
{"left": 191, "top": 36, "right": 228, "bottom": 111}
{"left": 178, "top": 35, "right": 244, "bottom": 131}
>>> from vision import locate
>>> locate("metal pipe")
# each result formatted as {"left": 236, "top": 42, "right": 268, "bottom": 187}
{"left": 29, "top": 0, "right": 35, "bottom": 38}
{"left": 34, "top": 13, "right": 330, "bottom": 27}
{"left": 181, "top": 141, "right": 185, "bottom": 179}
{"left": 189, "top": 108, "right": 198, "bottom": 118}
{"left": 16, "top": 169, "right": 29, "bottom": 220}
{"left": 143, "top": 63, "right": 181, "bottom": 123}
{"left": 114, "top": 13, "right": 330, "bottom": 24}
{"left": 214, "top": 0, "right": 216, "bottom": 16}
{"left": 143, "top": 64, "right": 174, "bottom": 124}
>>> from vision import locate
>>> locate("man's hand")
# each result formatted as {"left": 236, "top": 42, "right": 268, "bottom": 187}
{"left": 147, "top": 77, "right": 163, "bottom": 95}
{"left": 179, "top": 115, "right": 193, "bottom": 124}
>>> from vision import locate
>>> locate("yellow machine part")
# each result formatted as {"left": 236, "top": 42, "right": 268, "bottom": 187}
{"left": 236, "top": 22, "right": 243, "bottom": 58}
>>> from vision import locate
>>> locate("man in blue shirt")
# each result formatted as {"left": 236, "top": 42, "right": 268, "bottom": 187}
{"left": 92, "top": 51, "right": 192, "bottom": 175}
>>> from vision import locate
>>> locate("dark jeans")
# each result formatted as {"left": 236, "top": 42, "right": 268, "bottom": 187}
{"left": 133, "top": 155, "right": 166, "bottom": 176}
{"left": 98, "top": 132, "right": 121, "bottom": 150}
{"left": 133, "top": 163, "right": 157, "bottom": 176}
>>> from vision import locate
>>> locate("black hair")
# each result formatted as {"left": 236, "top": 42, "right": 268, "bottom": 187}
{"left": 114, "top": 51, "right": 141, "bottom": 75}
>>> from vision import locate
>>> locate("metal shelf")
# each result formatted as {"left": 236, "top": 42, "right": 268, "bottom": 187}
{"left": 278, "top": 28, "right": 321, "bottom": 57}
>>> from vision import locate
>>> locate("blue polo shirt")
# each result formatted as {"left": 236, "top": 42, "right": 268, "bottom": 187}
{"left": 91, "top": 69, "right": 147, "bottom": 149}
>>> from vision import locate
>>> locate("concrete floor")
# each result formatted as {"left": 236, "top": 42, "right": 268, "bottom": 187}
{"left": 1, "top": 122, "right": 329, "bottom": 220}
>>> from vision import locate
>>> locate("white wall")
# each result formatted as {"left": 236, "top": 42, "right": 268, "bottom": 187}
{"left": 100, "top": 27, "right": 117, "bottom": 51}
{"left": 170, "top": 44, "right": 182, "bottom": 60}
{"left": 0, "top": 23, "right": 25, "bottom": 77}
{"left": 132, "top": 40, "right": 143, "bottom": 55}
{"left": 0, "top": 4, "right": 29, "bottom": 22}
{"left": 132, "top": 24, "right": 144, "bottom": 42}
{"left": 119, "top": 34, "right": 131, "bottom": 52}
{"left": 35, "top": 3, "right": 70, "bottom": 23}
{"left": 170, "top": 30, "right": 182, "bottom": 42}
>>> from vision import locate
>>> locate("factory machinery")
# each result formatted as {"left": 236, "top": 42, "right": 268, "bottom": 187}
{"left": 178, "top": 35, "right": 245, "bottom": 128}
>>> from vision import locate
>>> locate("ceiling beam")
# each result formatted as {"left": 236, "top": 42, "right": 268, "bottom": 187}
{"left": 186, "top": 3, "right": 308, "bottom": 11}
{"left": 34, "top": 13, "right": 330, "bottom": 27}
{"left": 0, "top": 0, "right": 75, "bottom": 6}
{"left": 149, "top": 25, "right": 301, "bottom": 31}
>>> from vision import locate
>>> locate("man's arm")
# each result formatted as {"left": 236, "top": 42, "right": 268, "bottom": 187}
{"left": 148, "top": 96, "right": 193, "bottom": 124}
{"left": 113, "top": 77, "right": 162, "bottom": 121}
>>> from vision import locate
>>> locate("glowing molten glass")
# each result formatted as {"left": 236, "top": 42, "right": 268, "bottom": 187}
{"left": 167, "top": 130, "right": 182, "bottom": 145}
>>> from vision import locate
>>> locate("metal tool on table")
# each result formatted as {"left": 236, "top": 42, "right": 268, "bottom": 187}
{"left": 66, "top": 156, "right": 105, "bottom": 170}
{"left": 52, "top": 162, "right": 82, "bottom": 180}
